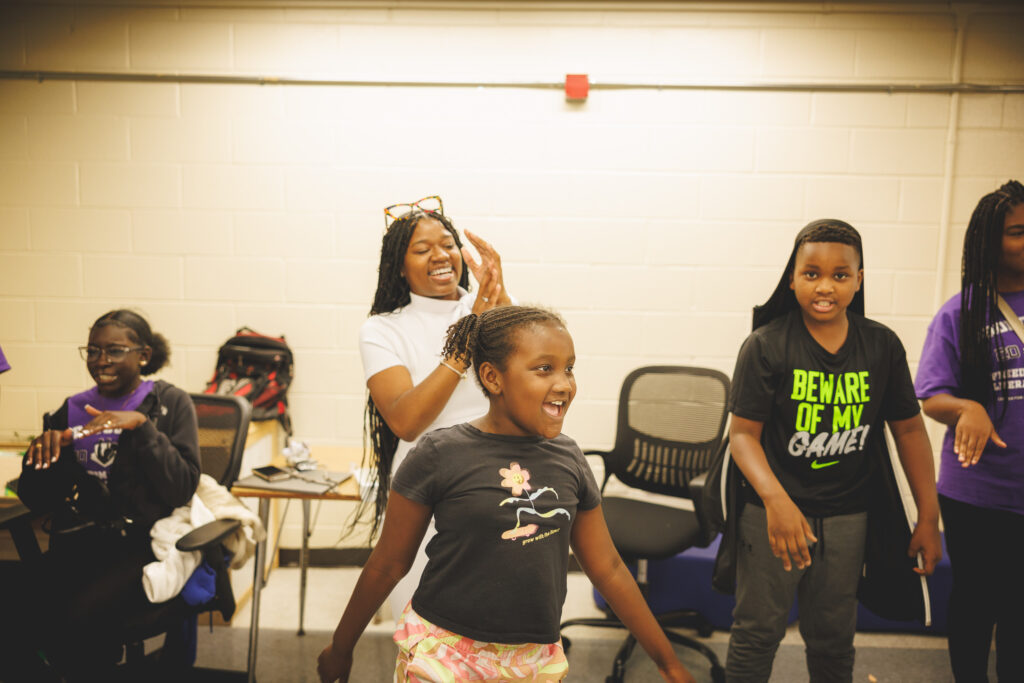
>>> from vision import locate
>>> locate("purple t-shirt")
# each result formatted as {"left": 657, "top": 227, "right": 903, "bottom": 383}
{"left": 915, "top": 290, "right": 1024, "bottom": 515}
{"left": 67, "top": 381, "right": 154, "bottom": 481}
{"left": 0, "top": 345, "right": 10, "bottom": 374}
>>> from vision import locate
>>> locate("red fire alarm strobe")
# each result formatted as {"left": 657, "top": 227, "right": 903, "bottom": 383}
{"left": 565, "top": 74, "right": 589, "bottom": 101}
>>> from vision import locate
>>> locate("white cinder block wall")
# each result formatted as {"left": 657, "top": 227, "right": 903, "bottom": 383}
{"left": 2, "top": 2, "right": 1023, "bottom": 534}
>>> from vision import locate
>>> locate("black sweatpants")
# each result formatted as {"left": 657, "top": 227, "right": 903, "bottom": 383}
{"left": 939, "top": 495, "right": 1024, "bottom": 683}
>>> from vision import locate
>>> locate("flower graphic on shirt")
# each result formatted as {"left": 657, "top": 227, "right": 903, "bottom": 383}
{"left": 497, "top": 461, "right": 569, "bottom": 541}
{"left": 500, "top": 462, "right": 532, "bottom": 496}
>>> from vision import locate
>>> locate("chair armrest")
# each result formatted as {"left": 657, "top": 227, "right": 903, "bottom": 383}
{"left": 688, "top": 472, "right": 708, "bottom": 500}
{"left": 688, "top": 472, "right": 714, "bottom": 545}
{"left": 175, "top": 518, "right": 241, "bottom": 552}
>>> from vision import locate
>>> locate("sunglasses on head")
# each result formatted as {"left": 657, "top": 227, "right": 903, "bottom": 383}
{"left": 383, "top": 195, "right": 444, "bottom": 231}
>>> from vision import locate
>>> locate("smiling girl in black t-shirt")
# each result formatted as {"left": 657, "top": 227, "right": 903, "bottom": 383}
{"left": 318, "top": 306, "right": 693, "bottom": 683}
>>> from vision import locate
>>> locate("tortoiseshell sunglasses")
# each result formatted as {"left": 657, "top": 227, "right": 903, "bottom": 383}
{"left": 383, "top": 195, "right": 444, "bottom": 231}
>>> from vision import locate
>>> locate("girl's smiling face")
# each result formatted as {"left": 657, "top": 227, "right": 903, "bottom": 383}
{"left": 998, "top": 202, "right": 1024, "bottom": 290}
{"left": 86, "top": 324, "right": 151, "bottom": 398}
{"left": 789, "top": 241, "right": 863, "bottom": 329}
{"left": 401, "top": 217, "right": 463, "bottom": 301}
{"left": 484, "top": 322, "right": 576, "bottom": 439}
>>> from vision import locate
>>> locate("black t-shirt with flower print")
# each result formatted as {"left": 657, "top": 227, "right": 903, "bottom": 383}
{"left": 391, "top": 423, "right": 602, "bottom": 644}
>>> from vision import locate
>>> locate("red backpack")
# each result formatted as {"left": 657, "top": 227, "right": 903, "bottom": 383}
{"left": 204, "top": 327, "right": 293, "bottom": 434}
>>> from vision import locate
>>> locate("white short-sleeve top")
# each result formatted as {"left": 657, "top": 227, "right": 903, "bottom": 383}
{"left": 358, "top": 287, "right": 489, "bottom": 473}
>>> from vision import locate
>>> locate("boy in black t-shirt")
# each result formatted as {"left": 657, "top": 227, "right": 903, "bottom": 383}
{"left": 725, "top": 220, "right": 942, "bottom": 683}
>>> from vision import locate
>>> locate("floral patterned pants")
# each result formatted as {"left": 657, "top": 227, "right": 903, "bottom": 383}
{"left": 393, "top": 603, "right": 568, "bottom": 682}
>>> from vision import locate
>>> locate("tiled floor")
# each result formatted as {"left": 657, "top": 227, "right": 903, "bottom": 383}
{"left": 194, "top": 564, "right": 962, "bottom": 682}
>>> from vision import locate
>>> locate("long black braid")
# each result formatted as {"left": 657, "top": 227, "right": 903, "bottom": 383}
{"left": 442, "top": 306, "right": 567, "bottom": 397}
{"left": 959, "top": 180, "right": 1024, "bottom": 418}
{"left": 361, "top": 209, "right": 471, "bottom": 538}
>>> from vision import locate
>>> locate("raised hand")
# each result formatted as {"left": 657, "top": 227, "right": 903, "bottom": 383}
{"left": 469, "top": 261, "right": 503, "bottom": 315}
{"left": 463, "top": 230, "right": 511, "bottom": 306}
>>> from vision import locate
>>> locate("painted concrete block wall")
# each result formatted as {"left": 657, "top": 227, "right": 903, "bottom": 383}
{"left": 1, "top": 4, "right": 1023, "bottom": 532}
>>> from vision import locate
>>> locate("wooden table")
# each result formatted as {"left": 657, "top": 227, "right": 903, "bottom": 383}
{"left": 230, "top": 446, "right": 364, "bottom": 683}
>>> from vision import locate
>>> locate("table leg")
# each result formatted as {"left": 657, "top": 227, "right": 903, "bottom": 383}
{"left": 248, "top": 497, "right": 270, "bottom": 683}
{"left": 299, "top": 498, "right": 310, "bottom": 635}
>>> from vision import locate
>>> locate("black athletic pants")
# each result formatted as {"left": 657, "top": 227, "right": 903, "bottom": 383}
{"left": 939, "top": 494, "right": 1024, "bottom": 683}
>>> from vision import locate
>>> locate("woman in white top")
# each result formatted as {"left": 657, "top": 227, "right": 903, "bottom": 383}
{"left": 358, "top": 196, "right": 511, "bottom": 616}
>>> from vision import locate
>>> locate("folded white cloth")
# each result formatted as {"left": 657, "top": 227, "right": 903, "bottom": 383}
{"left": 142, "top": 473, "right": 266, "bottom": 603}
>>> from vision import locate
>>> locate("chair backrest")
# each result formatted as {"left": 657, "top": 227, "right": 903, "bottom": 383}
{"left": 189, "top": 393, "right": 252, "bottom": 488}
{"left": 604, "top": 366, "right": 730, "bottom": 499}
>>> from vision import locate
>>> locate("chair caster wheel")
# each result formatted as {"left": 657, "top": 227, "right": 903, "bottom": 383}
{"left": 711, "top": 665, "right": 726, "bottom": 683}
{"left": 698, "top": 623, "right": 714, "bottom": 638}
{"left": 561, "top": 635, "right": 572, "bottom": 654}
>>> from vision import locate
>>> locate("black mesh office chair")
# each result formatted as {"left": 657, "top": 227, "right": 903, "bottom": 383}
{"left": 120, "top": 393, "right": 252, "bottom": 680}
{"left": 560, "top": 366, "right": 729, "bottom": 683}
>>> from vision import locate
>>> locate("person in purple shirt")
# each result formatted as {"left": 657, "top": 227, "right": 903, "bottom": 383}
{"left": 6, "top": 310, "right": 200, "bottom": 681}
{"left": 916, "top": 180, "right": 1024, "bottom": 683}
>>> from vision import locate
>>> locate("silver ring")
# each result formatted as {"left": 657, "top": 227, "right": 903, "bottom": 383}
{"left": 482, "top": 296, "right": 489, "bottom": 303}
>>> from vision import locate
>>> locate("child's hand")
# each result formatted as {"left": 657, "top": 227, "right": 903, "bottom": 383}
{"left": 316, "top": 643, "right": 352, "bottom": 683}
{"left": 659, "top": 661, "right": 697, "bottom": 683}
{"left": 765, "top": 497, "right": 817, "bottom": 571}
{"left": 954, "top": 401, "right": 1006, "bottom": 467}
{"left": 907, "top": 519, "right": 942, "bottom": 576}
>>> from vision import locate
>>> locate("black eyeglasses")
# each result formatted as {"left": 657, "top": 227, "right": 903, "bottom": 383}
{"left": 79, "top": 345, "right": 144, "bottom": 362}
{"left": 383, "top": 195, "right": 444, "bottom": 231}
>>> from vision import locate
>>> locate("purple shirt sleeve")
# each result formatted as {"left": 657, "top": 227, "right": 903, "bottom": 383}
{"left": 0, "top": 345, "right": 10, "bottom": 374}
{"left": 915, "top": 295, "right": 961, "bottom": 399}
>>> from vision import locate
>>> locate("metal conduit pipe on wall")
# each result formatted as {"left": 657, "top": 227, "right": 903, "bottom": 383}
{"left": 2, "top": 70, "right": 1024, "bottom": 94}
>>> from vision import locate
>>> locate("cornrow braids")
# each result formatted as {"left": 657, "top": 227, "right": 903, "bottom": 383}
{"left": 443, "top": 306, "right": 567, "bottom": 397}
{"left": 959, "top": 179, "right": 1024, "bottom": 417}
{"left": 91, "top": 309, "right": 170, "bottom": 375}
{"left": 360, "top": 208, "right": 472, "bottom": 539}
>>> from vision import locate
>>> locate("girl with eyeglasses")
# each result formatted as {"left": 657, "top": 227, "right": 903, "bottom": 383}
{"left": 360, "top": 196, "right": 512, "bottom": 619}
{"left": 9, "top": 309, "right": 200, "bottom": 680}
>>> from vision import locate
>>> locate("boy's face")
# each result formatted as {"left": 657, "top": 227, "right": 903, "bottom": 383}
{"left": 789, "top": 241, "right": 863, "bottom": 329}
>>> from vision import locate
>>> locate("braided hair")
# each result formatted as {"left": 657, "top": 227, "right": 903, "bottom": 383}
{"left": 369, "top": 210, "right": 470, "bottom": 315}
{"left": 91, "top": 309, "right": 170, "bottom": 375}
{"left": 959, "top": 179, "right": 1024, "bottom": 416}
{"left": 362, "top": 306, "right": 565, "bottom": 535}
{"left": 362, "top": 209, "right": 472, "bottom": 538}
{"left": 752, "top": 219, "right": 865, "bottom": 331}
{"left": 442, "top": 306, "right": 567, "bottom": 397}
